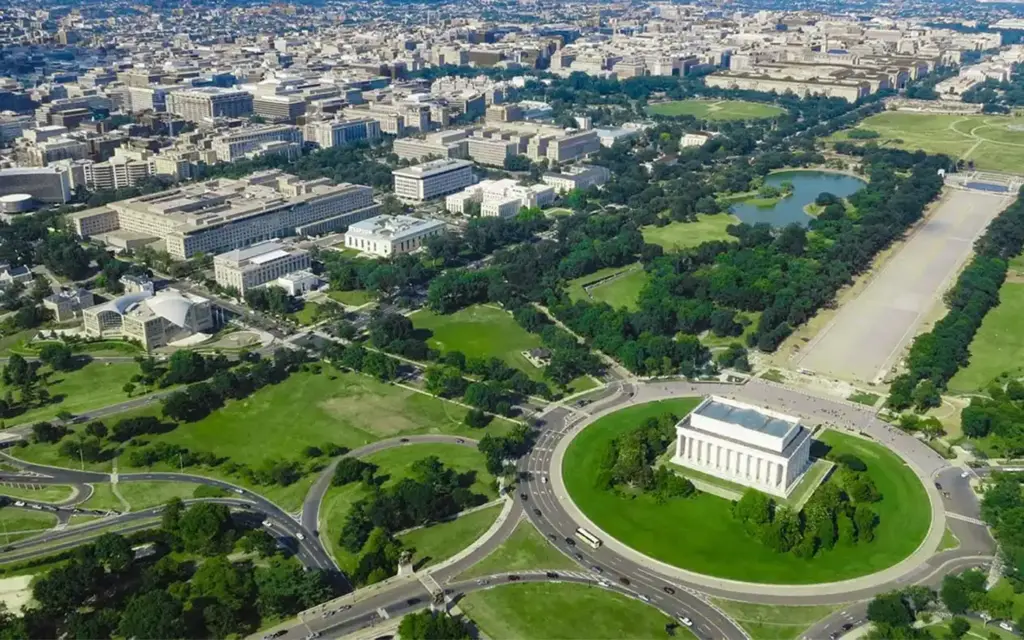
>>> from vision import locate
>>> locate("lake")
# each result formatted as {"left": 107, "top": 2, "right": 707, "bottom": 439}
{"left": 730, "top": 170, "right": 867, "bottom": 227}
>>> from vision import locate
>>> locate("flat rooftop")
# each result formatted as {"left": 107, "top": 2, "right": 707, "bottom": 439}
{"left": 393, "top": 158, "right": 473, "bottom": 179}
{"left": 694, "top": 399, "right": 797, "bottom": 438}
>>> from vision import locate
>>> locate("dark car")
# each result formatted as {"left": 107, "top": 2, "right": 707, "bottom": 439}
{"left": 565, "top": 537, "right": 575, "bottom": 546}
{"left": 520, "top": 493, "right": 528, "bottom": 501}
{"left": 547, "top": 533, "right": 558, "bottom": 541}
{"left": 406, "top": 598, "right": 420, "bottom": 606}
{"left": 574, "top": 553, "right": 584, "bottom": 561}
{"left": 592, "top": 565, "right": 603, "bottom": 573}
{"left": 508, "top": 575, "right": 521, "bottom": 581}
{"left": 546, "top": 572, "right": 559, "bottom": 578}
{"left": 400, "top": 438, "right": 410, "bottom": 443}
{"left": 663, "top": 586, "right": 676, "bottom": 595}
{"left": 533, "top": 508, "right": 542, "bottom": 517}
{"left": 618, "top": 577, "right": 630, "bottom": 586}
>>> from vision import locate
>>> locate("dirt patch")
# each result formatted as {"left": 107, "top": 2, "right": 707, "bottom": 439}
{"left": 0, "top": 576, "right": 33, "bottom": 612}
{"left": 317, "top": 391, "right": 422, "bottom": 437}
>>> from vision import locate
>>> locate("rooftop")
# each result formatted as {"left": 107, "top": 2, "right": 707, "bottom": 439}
{"left": 693, "top": 398, "right": 797, "bottom": 438}
{"left": 347, "top": 214, "right": 444, "bottom": 239}
{"left": 393, "top": 158, "right": 474, "bottom": 179}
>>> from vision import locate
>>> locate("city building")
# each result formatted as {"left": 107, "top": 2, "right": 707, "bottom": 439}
{"left": 213, "top": 240, "right": 311, "bottom": 294}
{"left": 303, "top": 118, "right": 381, "bottom": 149}
{"left": 275, "top": 270, "right": 320, "bottom": 296}
{"left": 680, "top": 132, "right": 714, "bottom": 149}
{"left": 344, "top": 214, "right": 446, "bottom": 257}
{"left": 69, "top": 171, "right": 380, "bottom": 259}
{"left": 166, "top": 87, "right": 254, "bottom": 123}
{"left": 672, "top": 396, "right": 813, "bottom": 498}
{"left": 445, "top": 178, "right": 555, "bottom": 217}
{"left": 82, "top": 288, "right": 215, "bottom": 351}
{"left": 43, "top": 288, "right": 95, "bottom": 322}
{"left": 210, "top": 125, "right": 303, "bottom": 163}
{"left": 392, "top": 158, "right": 474, "bottom": 203}
{"left": 0, "top": 166, "right": 73, "bottom": 204}
{"left": 541, "top": 164, "right": 611, "bottom": 194}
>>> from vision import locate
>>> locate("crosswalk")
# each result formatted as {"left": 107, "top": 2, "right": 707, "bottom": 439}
{"left": 947, "top": 512, "right": 986, "bottom": 527}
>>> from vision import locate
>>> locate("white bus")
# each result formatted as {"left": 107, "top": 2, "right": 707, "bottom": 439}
{"left": 575, "top": 527, "right": 602, "bottom": 549}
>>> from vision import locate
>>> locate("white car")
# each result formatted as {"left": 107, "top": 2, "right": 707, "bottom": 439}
{"left": 13, "top": 501, "right": 24, "bottom": 507}
{"left": 638, "top": 594, "right": 651, "bottom": 603}
{"left": 1000, "top": 622, "right": 1014, "bottom": 632}
{"left": 262, "top": 520, "right": 273, "bottom": 527}
{"left": 541, "top": 476, "right": 548, "bottom": 484}
{"left": 961, "top": 471, "right": 970, "bottom": 478}
{"left": 296, "top": 533, "right": 305, "bottom": 541}
{"left": 678, "top": 616, "right": 693, "bottom": 628}
{"left": 233, "top": 488, "right": 244, "bottom": 494}
{"left": 598, "top": 581, "right": 611, "bottom": 588}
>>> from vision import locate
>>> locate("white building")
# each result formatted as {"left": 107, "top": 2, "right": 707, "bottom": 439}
{"left": 82, "top": 288, "right": 215, "bottom": 351}
{"left": 445, "top": 178, "right": 555, "bottom": 217}
{"left": 392, "top": 158, "right": 475, "bottom": 203}
{"left": 541, "top": 164, "right": 611, "bottom": 194}
{"left": 210, "top": 125, "right": 303, "bottom": 163}
{"left": 303, "top": 118, "right": 381, "bottom": 149}
{"left": 275, "top": 270, "right": 320, "bottom": 296}
{"left": 213, "top": 240, "right": 311, "bottom": 294}
{"left": 680, "top": 132, "right": 714, "bottom": 149}
{"left": 344, "top": 214, "right": 446, "bottom": 257}
{"left": 672, "top": 396, "right": 812, "bottom": 498}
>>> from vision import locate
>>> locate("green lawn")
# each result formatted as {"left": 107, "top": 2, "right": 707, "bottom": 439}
{"left": 641, "top": 213, "right": 739, "bottom": 251}
{"left": 320, "top": 443, "right": 498, "bottom": 572}
{"left": 700, "top": 311, "right": 761, "bottom": 350}
{"left": 567, "top": 264, "right": 637, "bottom": 303}
{"left": 399, "top": 503, "right": 501, "bottom": 570}
{"left": 3, "top": 361, "right": 141, "bottom": 425}
{"left": 14, "top": 368, "right": 514, "bottom": 512}
{"left": 81, "top": 483, "right": 124, "bottom": 511}
{"left": 562, "top": 400, "right": 931, "bottom": 583}
{"left": 546, "top": 207, "right": 574, "bottom": 217}
{"left": 116, "top": 481, "right": 208, "bottom": 511}
{"left": 460, "top": 582, "right": 691, "bottom": 640}
{"left": 927, "top": 620, "right": 1018, "bottom": 640}
{"left": 411, "top": 305, "right": 545, "bottom": 380}
{"left": 327, "top": 289, "right": 374, "bottom": 307}
{"left": 0, "top": 484, "right": 75, "bottom": 503}
{"left": 567, "top": 265, "right": 649, "bottom": 311}
{"left": 939, "top": 526, "right": 960, "bottom": 551}
{"left": 848, "top": 392, "right": 881, "bottom": 407}
{"left": 289, "top": 302, "right": 320, "bottom": 326}
{"left": 460, "top": 518, "right": 576, "bottom": 579}
{"left": 709, "top": 599, "right": 841, "bottom": 640}
{"left": 949, "top": 281, "right": 1024, "bottom": 393}
{"left": 0, "top": 508, "right": 57, "bottom": 541}
{"left": 648, "top": 99, "right": 785, "bottom": 121}
{"left": 830, "top": 111, "right": 1024, "bottom": 174}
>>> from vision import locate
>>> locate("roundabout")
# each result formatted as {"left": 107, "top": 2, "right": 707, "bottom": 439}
{"left": 559, "top": 398, "right": 932, "bottom": 585}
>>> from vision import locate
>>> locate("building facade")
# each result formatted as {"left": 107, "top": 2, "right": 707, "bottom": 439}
{"left": 672, "top": 396, "right": 812, "bottom": 498}
{"left": 392, "top": 158, "right": 474, "bottom": 203}
{"left": 344, "top": 214, "right": 446, "bottom": 257}
{"left": 303, "top": 118, "right": 381, "bottom": 149}
{"left": 213, "top": 240, "right": 311, "bottom": 293}
{"left": 167, "top": 88, "right": 254, "bottom": 123}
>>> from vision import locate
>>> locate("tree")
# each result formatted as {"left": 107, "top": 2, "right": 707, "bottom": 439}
{"left": 3, "top": 354, "right": 36, "bottom": 388}
{"left": 837, "top": 511, "right": 857, "bottom": 545}
{"left": 866, "top": 591, "right": 914, "bottom": 628}
{"left": 38, "top": 343, "right": 74, "bottom": 371}
{"left": 93, "top": 532, "right": 133, "bottom": 573}
{"left": 240, "top": 529, "right": 279, "bottom": 558}
{"left": 853, "top": 505, "right": 878, "bottom": 542}
{"left": 941, "top": 574, "right": 971, "bottom": 615}
{"left": 190, "top": 556, "right": 255, "bottom": 614}
{"left": 31, "top": 421, "right": 66, "bottom": 444}
{"left": 176, "top": 502, "right": 236, "bottom": 555}
{"left": 398, "top": 610, "right": 472, "bottom": 640}
{"left": 118, "top": 590, "right": 185, "bottom": 640}
{"left": 84, "top": 421, "right": 107, "bottom": 439}
{"left": 913, "top": 379, "right": 941, "bottom": 411}
{"left": 463, "top": 408, "right": 491, "bottom": 428}
{"left": 254, "top": 557, "right": 332, "bottom": 618}
{"left": 948, "top": 617, "right": 970, "bottom": 639}
{"left": 733, "top": 489, "right": 773, "bottom": 535}
{"left": 122, "top": 382, "right": 136, "bottom": 397}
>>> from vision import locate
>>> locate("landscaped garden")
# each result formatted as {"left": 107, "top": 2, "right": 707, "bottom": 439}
{"left": 948, "top": 280, "right": 1024, "bottom": 393}
{"left": 566, "top": 264, "right": 649, "bottom": 311}
{"left": 1, "top": 361, "right": 143, "bottom": 425}
{"left": 648, "top": 99, "right": 785, "bottom": 121}
{"left": 562, "top": 399, "right": 931, "bottom": 583}
{"left": 459, "top": 582, "right": 691, "bottom": 640}
{"left": 640, "top": 213, "right": 739, "bottom": 251}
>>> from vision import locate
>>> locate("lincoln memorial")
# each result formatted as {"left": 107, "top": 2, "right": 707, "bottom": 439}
{"left": 672, "top": 396, "right": 812, "bottom": 498}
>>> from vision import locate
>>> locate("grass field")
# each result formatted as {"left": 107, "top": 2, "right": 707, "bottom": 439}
{"left": 3, "top": 361, "right": 140, "bottom": 425}
{"left": 0, "top": 484, "right": 74, "bottom": 503}
{"left": 319, "top": 443, "right": 498, "bottom": 571}
{"left": 949, "top": 281, "right": 1024, "bottom": 393}
{"left": 326, "top": 289, "right": 374, "bottom": 307}
{"left": 563, "top": 400, "right": 931, "bottom": 583}
{"left": 14, "top": 368, "right": 514, "bottom": 511}
{"left": 641, "top": 213, "right": 739, "bottom": 251}
{"left": 700, "top": 311, "right": 760, "bottom": 350}
{"left": 400, "top": 503, "right": 501, "bottom": 570}
{"left": 81, "top": 483, "right": 124, "bottom": 511}
{"left": 546, "top": 207, "right": 574, "bottom": 217}
{"left": 116, "top": 482, "right": 208, "bottom": 511}
{"left": 0, "top": 508, "right": 57, "bottom": 541}
{"left": 289, "top": 302, "right": 320, "bottom": 326}
{"left": 926, "top": 620, "right": 1017, "bottom": 640}
{"left": 830, "top": 111, "right": 1024, "bottom": 174}
{"left": 566, "top": 265, "right": 649, "bottom": 311}
{"left": 459, "top": 582, "right": 691, "bottom": 640}
{"left": 848, "top": 392, "right": 881, "bottom": 407}
{"left": 460, "top": 518, "right": 576, "bottom": 579}
{"left": 649, "top": 99, "right": 785, "bottom": 121}
{"left": 412, "top": 305, "right": 544, "bottom": 379}
{"left": 709, "top": 599, "right": 841, "bottom": 640}
{"left": 940, "top": 527, "right": 960, "bottom": 551}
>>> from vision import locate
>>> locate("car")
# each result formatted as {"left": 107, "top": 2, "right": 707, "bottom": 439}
{"left": 340, "top": 605, "right": 352, "bottom": 611}
{"left": 476, "top": 579, "right": 489, "bottom": 585}
{"left": 935, "top": 482, "right": 943, "bottom": 490}
{"left": 262, "top": 520, "right": 273, "bottom": 527}
{"left": 841, "top": 624, "right": 853, "bottom": 631}
{"left": 541, "top": 476, "right": 548, "bottom": 484}
{"left": 663, "top": 586, "right": 676, "bottom": 595}
{"left": 321, "top": 611, "right": 332, "bottom": 619}
{"left": 565, "top": 538, "right": 575, "bottom": 546}
{"left": 296, "top": 533, "right": 305, "bottom": 541}
{"left": 547, "top": 533, "right": 558, "bottom": 541}
{"left": 545, "top": 571, "right": 559, "bottom": 578}
{"left": 406, "top": 598, "right": 421, "bottom": 606}
{"left": 618, "top": 577, "right": 630, "bottom": 585}
{"left": 508, "top": 575, "right": 521, "bottom": 581}
{"left": 305, "top": 632, "right": 320, "bottom": 640}
{"left": 678, "top": 617, "right": 693, "bottom": 628}
{"left": 520, "top": 493, "right": 528, "bottom": 501}
{"left": 1000, "top": 622, "right": 1014, "bottom": 632}
{"left": 598, "top": 580, "right": 611, "bottom": 588}
{"left": 829, "top": 633, "right": 839, "bottom": 640}
{"left": 400, "top": 438, "right": 410, "bottom": 443}
{"left": 456, "top": 438, "right": 465, "bottom": 444}
{"left": 591, "top": 565, "right": 603, "bottom": 573}
{"left": 533, "top": 508, "right": 542, "bottom": 517}
{"left": 13, "top": 501, "right": 23, "bottom": 507}
{"left": 961, "top": 470, "right": 970, "bottom": 478}
{"left": 638, "top": 594, "right": 650, "bottom": 603}
{"left": 233, "top": 488, "right": 244, "bottom": 494}
{"left": 30, "top": 504, "right": 41, "bottom": 510}
{"left": 574, "top": 553, "right": 584, "bottom": 561}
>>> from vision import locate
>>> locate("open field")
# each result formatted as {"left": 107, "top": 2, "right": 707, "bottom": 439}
{"left": 0, "top": 508, "right": 57, "bottom": 543}
{"left": 460, "top": 518, "right": 576, "bottom": 579}
{"left": 848, "top": 392, "right": 881, "bottom": 407}
{"left": 700, "top": 311, "right": 760, "bottom": 350}
{"left": 459, "top": 582, "right": 691, "bottom": 640}
{"left": 649, "top": 99, "right": 785, "bottom": 121}
{"left": 326, "top": 289, "right": 374, "bottom": 307}
{"left": 320, "top": 443, "right": 498, "bottom": 571}
{"left": 412, "top": 305, "right": 544, "bottom": 379}
{"left": 399, "top": 503, "right": 501, "bottom": 570}
{"left": 289, "top": 302, "right": 320, "bottom": 326}
{"left": 795, "top": 188, "right": 1013, "bottom": 383}
{"left": 567, "top": 265, "right": 648, "bottom": 311}
{"left": 0, "top": 484, "right": 74, "bottom": 503}
{"left": 949, "top": 281, "right": 1024, "bottom": 393}
{"left": 3, "top": 361, "right": 141, "bottom": 424}
{"left": 641, "top": 213, "right": 739, "bottom": 251}
{"left": 709, "top": 599, "right": 841, "bottom": 640}
{"left": 831, "top": 111, "right": 1024, "bottom": 174}
{"left": 117, "top": 482, "right": 211, "bottom": 511}
{"left": 563, "top": 400, "right": 930, "bottom": 583}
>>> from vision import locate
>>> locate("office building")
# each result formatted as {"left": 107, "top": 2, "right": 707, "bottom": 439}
{"left": 210, "top": 125, "right": 303, "bottom": 162}
{"left": 303, "top": 118, "right": 381, "bottom": 149}
{"left": 0, "top": 166, "right": 73, "bottom": 204}
{"left": 392, "top": 158, "right": 474, "bottom": 203}
{"left": 672, "top": 396, "right": 813, "bottom": 498}
{"left": 446, "top": 178, "right": 554, "bottom": 217}
{"left": 344, "top": 214, "right": 446, "bottom": 257}
{"left": 83, "top": 288, "right": 215, "bottom": 351}
{"left": 213, "top": 240, "right": 311, "bottom": 294}
{"left": 43, "top": 288, "right": 95, "bottom": 322}
{"left": 542, "top": 164, "right": 611, "bottom": 194}
{"left": 167, "top": 87, "right": 254, "bottom": 123}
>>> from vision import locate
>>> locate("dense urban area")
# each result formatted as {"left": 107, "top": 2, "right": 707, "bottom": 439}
{"left": 3, "top": 0, "right": 1024, "bottom": 639}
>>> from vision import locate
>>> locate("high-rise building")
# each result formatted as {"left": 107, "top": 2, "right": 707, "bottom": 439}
{"left": 392, "top": 158, "right": 474, "bottom": 203}
{"left": 303, "top": 118, "right": 381, "bottom": 149}
{"left": 167, "top": 87, "right": 254, "bottom": 123}
{"left": 210, "top": 125, "right": 303, "bottom": 162}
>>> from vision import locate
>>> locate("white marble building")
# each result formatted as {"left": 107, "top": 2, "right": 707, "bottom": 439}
{"left": 672, "top": 396, "right": 812, "bottom": 498}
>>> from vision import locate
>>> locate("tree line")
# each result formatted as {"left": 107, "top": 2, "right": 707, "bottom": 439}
{"left": 592, "top": 412, "right": 696, "bottom": 502}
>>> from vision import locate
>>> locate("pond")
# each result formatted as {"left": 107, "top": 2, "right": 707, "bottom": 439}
{"left": 730, "top": 170, "right": 866, "bottom": 227}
